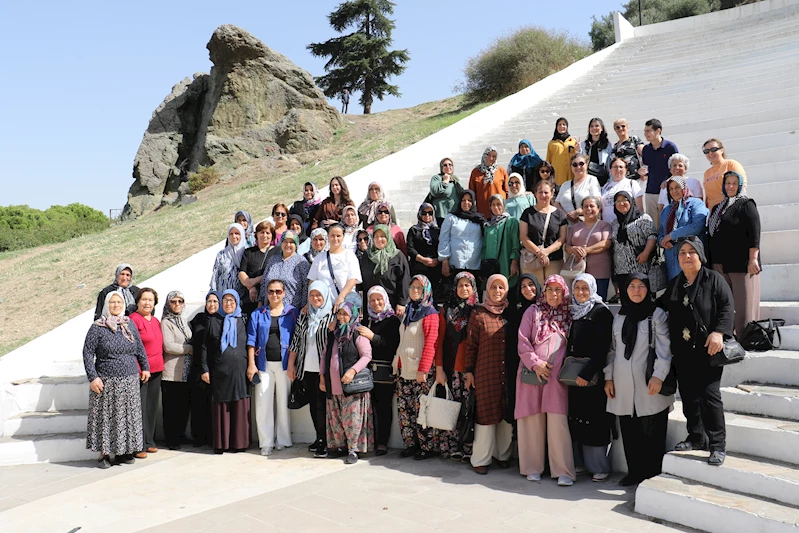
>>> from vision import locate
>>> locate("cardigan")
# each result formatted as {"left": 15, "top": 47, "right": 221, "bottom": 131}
{"left": 546, "top": 137, "right": 579, "bottom": 186}
{"left": 708, "top": 198, "right": 761, "bottom": 273}
{"left": 437, "top": 214, "right": 483, "bottom": 270}
{"left": 658, "top": 197, "right": 709, "bottom": 280}
{"left": 321, "top": 333, "right": 372, "bottom": 397}
{"left": 406, "top": 226, "right": 442, "bottom": 279}
{"left": 364, "top": 315, "right": 401, "bottom": 364}
{"left": 246, "top": 304, "right": 299, "bottom": 371}
{"left": 434, "top": 307, "right": 469, "bottom": 374}
{"left": 395, "top": 314, "right": 439, "bottom": 378}
{"left": 94, "top": 284, "right": 140, "bottom": 320}
{"left": 161, "top": 318, "right": 193, "bottom": 382}
{"left": 200, "top": 315, "right": 249, "bottom": 403}
{"left": 83, "top": 324, "right": 149, "bottom": 381}
{"left": 130, "top": 312, "right": 164, "bottom": 373}
{"left": 288, "top": 309, "right": 335, "bottom": 378}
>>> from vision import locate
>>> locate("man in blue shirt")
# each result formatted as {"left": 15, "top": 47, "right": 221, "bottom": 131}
{"left": 640, "top": 118, "right": 679, "bottom": 217}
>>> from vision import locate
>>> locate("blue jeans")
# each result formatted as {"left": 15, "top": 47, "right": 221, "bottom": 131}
{"left": 595, "top": 278, "right": 610, "bottom": 301}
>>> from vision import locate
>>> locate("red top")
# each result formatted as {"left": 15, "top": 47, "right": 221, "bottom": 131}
{"left": 418, "top": 314, "right": 439, "bottom": 374}
{"left": 130, "top": 312, "right": 165, "bottom": 373}
{"left": 434, "top": 308, "right": 467, "bottom": 373}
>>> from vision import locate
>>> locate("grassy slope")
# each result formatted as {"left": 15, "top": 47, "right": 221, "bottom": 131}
{"left": 0, "top": 96, "right": 491, "bottom": 356}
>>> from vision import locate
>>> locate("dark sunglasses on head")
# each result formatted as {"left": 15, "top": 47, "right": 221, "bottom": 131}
{"left": 571, "top": 161, "right": 586, "bottom": 167}
{"left": 703, "top": 146, "right": 723, "bottom": 154}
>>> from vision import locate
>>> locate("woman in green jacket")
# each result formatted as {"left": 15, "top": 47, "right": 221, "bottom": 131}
{"left": 429, "top": 157, "right": 463, "bottom": 225}
{"left": 481, "top": 195, "right": 520, "bottom": 304}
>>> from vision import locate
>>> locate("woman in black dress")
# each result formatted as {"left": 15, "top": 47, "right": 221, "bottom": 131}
{"left": 188, "top": 291, "right": 219, "bottom": 447}
{"left": 358, "top": 224, "right": 411, "bottom": 316}
{"left": 200, "top": 289, "right": 251, "bottom": 453}
{"left": 238, "top": 221, "right": 279, "bottom": 315}
{"left": 406, "top": 203, "right": 442, "bottom": 287}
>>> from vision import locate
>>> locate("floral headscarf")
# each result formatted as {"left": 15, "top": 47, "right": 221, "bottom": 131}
{"left": 535, "top": 275, "right": 572, "bottom": 343}
{"left": 404, "top": 274, "right": 437, "bottom": 326}
{"left": 357, "top": 181, "right": 386, "bottom": 226}
{"left": 366, "top": 285, "right": 396, "bottom": 322}
{"left": 569, "top": 273, "right": 606, "bottom": 321}
{"left": 95, "top": 290, "right": 135, "bottom": 343}
{"left": 341, "top": 205, "right": 360, "bottom": 234}
{"left": 308, "top": 228, "right": 329, "bottom": 259}
{"left": 367, "top": 224, "right": 399, "bottom": 276}
{"left": 664, "top": 176, "right": 691, "bottom": 234}
{"left": 485, "top": 194, "right": 511, "bottom": 228}
{"left": 447, "top": 271, "right": 478, "bottom": 332}
{"left": 334, "top": 301, "right": 361, "bottom": 347}
{"left": 413, "top": 203, "right": 438, "bottom": 245}
{"left": 304, "top": 182, "right": 323, "bottom": 210}
{"left": 477, "top": 146, "right": 499, "bottom": 185}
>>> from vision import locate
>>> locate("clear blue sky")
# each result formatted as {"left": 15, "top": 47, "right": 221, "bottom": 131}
{"left": 0, "top": 0, "right": 622, "bottom": 215}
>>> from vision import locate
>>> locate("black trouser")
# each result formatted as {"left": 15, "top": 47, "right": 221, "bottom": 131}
{"left": 140, "top": 371, "right": 162, "bottom": 449}
{"left": 674, "top": 358, "right": 726, "bottom": 451}
{"left": 372, "top": 382, "right": 395, "bottom": 448}
{"left": 619, "top": 408, "right": 669, "bottom": 482}
{"left": 161, "top": 381, "right": 191, "bottom": 447}
{"left": 190, "top": 375, "right": 212, "bottom": 445}
{"left": 303, "top": 371, "right": 327, "bottom": 447}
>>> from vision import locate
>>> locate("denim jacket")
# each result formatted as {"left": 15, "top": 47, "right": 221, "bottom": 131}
{"left": 246, "top": 304, "right": 298, "bottom": 371}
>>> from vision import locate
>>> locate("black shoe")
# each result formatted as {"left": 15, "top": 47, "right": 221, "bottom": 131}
{"left": 708, "top": 451, "right": 726, "bottom": 466}
{"left": 619, "top": 475, "right": 641, "bottom": 487}
{"left": 413, "top": 450, "right": 434, "bottom": 460}
{"left": 117, "top": 454, "right": 135, "bottom": 465}
{"left": 168, "top": 444, "right": 181, "bottom": 451}
{"left": 213, "top": 448, "right": 224, "bottom": 455}
{"left": 345, "top": 451, "right": 359, "bottom": 464}
{"left": 400, "top": 446, "right": 418, "bottom": 458}
{"left": 314, "top": 448, "right": 329, "bottom": 458}
{"left": 97, "top": 456, "right": 111, "bottom": 469}
{"left": 674, "top": 440, "right": 707, "bottom": 452}
{"left": 375, "top": 446, "right": 388, "bottom": 456}
{"left": 308, "top": 440, "right": 320, "bottom": 453}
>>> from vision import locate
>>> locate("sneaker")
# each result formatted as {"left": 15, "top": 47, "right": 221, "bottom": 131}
{"left": 97, "top": 456, "right": 111, "bottom": 469}
{"left": 557, "top": 476, "right": 574, "bottom": 487}
{"left": 575, "top": 466, "right": 586, "bottom": 474}
{"left": 708, "top": 451, "right": 726, "bottom": 466}
{"left": 345, "top": 451, "right": 359, "bottom": 465}
{"left": 526, "top": 473, "right": 542, "bottom": 482}
{"left": 275, "top": 445, "right": 284, "bottom": 451}
{"left": 308, "top": 440, "right": 321, "bottom": 453}
{"left": 260, "top": 447, "right": 273, "bottom": 456}
{"left": 314, "top": 448, "right": 329, "bottom": 458}
{"left": 592, "top": 472, "right": 610, "bottom": 482}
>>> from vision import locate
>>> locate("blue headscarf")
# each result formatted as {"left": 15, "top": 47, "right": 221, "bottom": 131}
{"left": 508, "top": 140, "right": 543, "bottom": 176}
{"left": 218, "top": 289, "right": 242, "bottom": 352}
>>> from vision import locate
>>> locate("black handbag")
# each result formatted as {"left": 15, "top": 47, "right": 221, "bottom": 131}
{"left": 457, "top": 392, "right": 476, "bottom": 446}
{"left": 369, "top": 361, "right": 395, "bottom": 384}
{"left": 559, "top": 357, "right": 598, "bottom": 387}
{"left": 739, "top": 318, "right": 784, "bottom": 351}
{"left": 342, "top": 367, "right": 374, "bottom": 394}
{"left": 588, "top": 161, "right": 609, "bottom": 185}
{"left": 645, "top": 317, "right": 677, "bottom": 396}
{"left": 288, "top": 379, "right": 310, "bottom": 410}
{"left": 689, "top": 301, "right": 746, "bottom": 367}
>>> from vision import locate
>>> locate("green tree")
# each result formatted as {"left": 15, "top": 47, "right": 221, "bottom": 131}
{"left": 589, "top": 13, "right": 616, "bottom": 52}
{"left": 308, "top": 0, "right": 410, "bottom": 114}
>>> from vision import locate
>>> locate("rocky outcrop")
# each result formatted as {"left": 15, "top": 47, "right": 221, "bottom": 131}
{"left": 123, "top": 25, "right": 340, "bottom": 219}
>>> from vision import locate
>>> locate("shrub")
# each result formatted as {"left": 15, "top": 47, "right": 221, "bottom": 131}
{"left": 460, "top": 26, "right": 591, "bottom": 104}
{"left": 187, "top": 165, "right": 222, "bottom": 193}
{"left": 0, "top": 203, "right": 108, "bottom": 252}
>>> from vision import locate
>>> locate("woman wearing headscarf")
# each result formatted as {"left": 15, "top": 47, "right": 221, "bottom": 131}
{"left": 438, "top": 189, "right": 484, "bottom": 280}
{"left": 482, "top": 195, "right": 521, "bottom": 300}
{"left": 367, "top": 201, "right": 406, "bottom": 256}
{"left": 341, "top": 205, "right": 362, "bottom": 253}
{"left": 210, "top": 224, "right": 246, "bottom": 294}
{"left": 288, "top": 215, "right": 308, "bottom": 247}
{"left": 359, "top": 224, "right": 410, "bottom": 316}
{"left": 188, "top": 291, "right": 218, "bottom": 447}
{"left": 354, "top": 229, "right": 370, "bottom": 260}
{"left": 708, "top": 170, "right": 762, "bottom": 335}
{"left": 507, "top": 140, "right": 543, "bottom": 188}
{"left": 435, "top": 272, "right": 478, "bottom": 462}
{"left": 546, "top": 117, "right": 579, "bottom": 186}
{"left": 320, "top": 300, "right": 374, "bottom": 464}
{"left": 516, "top": 275, "right": 575, "bottom": 486}
{"left": 302, "top": 228, "right": 330, "bottom": 265}
{"left": 130, "top": 288, "right": 163, "bottom": 458}
{"left": 406, "top": 203, "right": 441, "bottom": 287}
{"left": 288, "top": 281, "right": 337, "bottom": 456}
{"left": 567, "top": 274, "right": 614, "bottom": 481}
{"left": 358, "top": 181, "right": 397, "bottom": 227}
{"left": 260, "top": 231, "right": 311, "bottom": 310}
{"left": 200, "top": 290, "right": 251, "bottom": 454}
{"left": 605, "top": 273, "right": 674, "bottom": 485}
{"left": 394, "top": 275, "right": 440, "bottom": 460}
{"left": 247, "top": 279, "right": 299, "bottom": 456}
{"left": 505, "top": 173, "right": 535, "bottom": 220}
{"left": 665, "top": 238, "right": 733, "bottom": 467}
{"left": 289, "top": 182, "right": 323, "bottom": 234}
{"left": 464, "top": 274, "right": 517, "bottom": 475}
{"left": 312, "top": 176, "right": 355, "bottom": 230}
{"left": 429, "top": 157, "right": 463, "bottom": 225}
{"left": 469, "top": 146, "right": 509, "bottom": 219}
{"left": 239, "top": 221, "right": 280, "bottom": 315}
{"left": 610, "top": 191, "right": 663, "bottom": 300}
{"left": 658, "top": 176, "right": 709, "bottom": 281}
{"left": 307, "top": 224, "right": 362, "bottom": 309}
{"left": 83, "top": 291, "right": 150, "bottom": 468}
{"left": 358, "top": 286, "right": 401, "bottom": 456}
{"left": 94, "top": 264, "right": 140, "bottom": 320}
{"left": 160, "top": 291, "right": 193, "bottom": 450}
{"left": 234, "top": 210, "right": 256, "bottom": 248}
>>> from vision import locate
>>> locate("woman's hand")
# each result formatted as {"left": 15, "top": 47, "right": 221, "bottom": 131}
{"left": 510, "top": 259, "right": 519, "bottom": 278}
{"left": 636, "top": 251, "right": 650, "bottom": 265}
{"left": 575, "top": 376, "right": 589, "bottom": 387}
{"left": 464, "top": 372, "right": 475, "bottom": 390}
{"left": 435, "top": 366, "right": 447, "bottom": 386}
{"left": 747, "top": 259, "right": 761, "bottom": 275}
{"left": 333, "top": 294, "right": 345, "bottom": 311}
{"left": 356, "top": 326, "right": 374, "bottom": 340}
{"left": 661, "top": 237, "right": 674, "bottom": 249}
{"left": 89, "top": 377, "right": 104, "bottom": 394}
{"left": 705, "top": 331, "right": 724, "bottom": 356}
{"left": 648, "top": 376, "right": 663, "bottom": 395}
{"left": 287, "top": 366, "right": 296, "bottom": 382}
{"left": 566, "top": 210, "right": 579, "bottom": 222}
{"left": 249, "top": 286, "right": 259, "bottom": 302}
{"left": 604, "top": 379, "right": 615, "bottom": 399}
{"left": 395, "top": 305, "right": 406, "bottom": 318}
{"left": 441, "top": 260, "right": 451, "bottom": 278}
{"left": 201, "top": 372, "right": 210, "bottom": 384}
{"left": 141, "top": 371, "right": 151, "bottom": 383}
{"left": 328, "top": 319, "right": 338, "bottom": 332}
{"left": 342, "top": 368, "right": 357, "bottom": 385}
{"left": 415, "top": 371, "right": 427, "bottom": 383}
{"left": 540, "top": 254, "right": 550, "bottom": 267}
{"left": 247, "top": 364, "right": 258, "bottom": 382}
{"left": 534, "top": 361, "right": 552, "bottom": 381}
{"left": 573, "top": 246, "right": 587, "bottom": 260}
{"left": 319, "top": 375, "right": 326, "bottom": 393}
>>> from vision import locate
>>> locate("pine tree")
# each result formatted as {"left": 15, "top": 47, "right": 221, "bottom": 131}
{"left": 308, "top": 0, "right": 410, "bottom": 114}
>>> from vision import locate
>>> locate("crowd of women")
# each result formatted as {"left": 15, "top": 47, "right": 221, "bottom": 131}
{"left": 83, "top": 117, "right": 759, "bottom": 488}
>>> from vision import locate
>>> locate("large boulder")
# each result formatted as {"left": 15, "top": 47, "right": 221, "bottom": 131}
{"left": 123, "top": 25, "right": 340, "bottom": 219}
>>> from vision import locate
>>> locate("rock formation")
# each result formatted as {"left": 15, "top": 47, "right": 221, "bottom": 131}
{"left": 123, "top": 25, "right": 340, "bottom": 219}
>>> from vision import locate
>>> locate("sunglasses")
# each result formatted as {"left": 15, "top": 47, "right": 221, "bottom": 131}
{"left": 539, "top": 168, "right": 551, "bottom": 174}
{"left": 614, "top": 124, "right": 627, "bottom": 130}
{"left": 421, "top": 211, "right": 434, "bottom": 216}
{"left": 357, "top": 237, "right": 370, "bottom": 242}
{"left": 273, "top": 212, "right": 287, "bottom": 218}
{"left": 442, "top": 162, "right": 453, "bottom": 167}
{"left": 267, "top": 289, "right": 284, "bottom": 295}
{"left": 702, "top": 146, "right": 723, "bottom": 154}
{"left": 571, "top": 161, "right": 586, "bottom": 167}
{"left": 170, "top": 299, "right": 185, "bottom": 304}
{"left": 378, "top": 210, "right": 390, "bottom": 215}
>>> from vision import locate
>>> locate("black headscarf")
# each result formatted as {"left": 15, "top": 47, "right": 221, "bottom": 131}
{"left": 288, "top": 214, "right": 308, "bottom": 244}
{"left": 518, "top": 273, "right": 542, "bottom": 315}
{"left": 450, "top": 189, "right": 486, "bottom": 225}
{"left": 613, "top": 191, "right": 642, "bottom": 244}
{"left": 552, "top": 117, "right": 571, "bottom": 142}
{"left": 618, "top": 273, "right": 656, "bottom": 360}
{"left": 669, "top": 237, "right": 708, "bottom": 307}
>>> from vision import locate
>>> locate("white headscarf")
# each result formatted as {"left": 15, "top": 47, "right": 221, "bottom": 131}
{"left": 223, "top": 223, "right": 246, "bottom": 268}
{"left": 506, "top": 172, "right": 527, "bottom": 199}
{"left": 570, "top": 273, "right": 606, "bottom": 321}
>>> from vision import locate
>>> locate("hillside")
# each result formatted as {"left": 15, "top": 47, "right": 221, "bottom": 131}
{"left": 0, "top": 97, "right": 489, "bottom": 356}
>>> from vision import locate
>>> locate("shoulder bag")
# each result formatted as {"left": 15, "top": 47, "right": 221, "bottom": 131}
{"left": 645, "top": 317, "right": 677, "bottom": 396}
{"left": 288, "top": 379, "right": 311, "bottom": 409}
{"left": 520, "top": 208, "right": 552, "bottom": 274}
{"left": 418, "top": 383, "right": 461, "bottom": 431}
{"left": 326, "top": 252, "right": 342, "bottom": 297}
{"left": 560, "top": 220, "right": 599, "bottom": 284}
{"left": 739, "top": 318, "right": 784, "bottom": 352}
{"left": 342, "top": 366, "right": 373, "bottom": 394}
{"left": 688, "top": 300, "right": 745, "bottom": 367}
{"left": 521, "top": 337, "right": 553, "bottom": 385}
{"left": 457, "top": 391, "right": 476, "bottom": 446}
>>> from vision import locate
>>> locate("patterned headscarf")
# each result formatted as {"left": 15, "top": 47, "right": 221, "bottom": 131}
{"left": 482, "top": 274, "right": 510, "bottom": 315}
{"left": 308, "top": 228, "right": 329, "bottom": 259}
{"left": 613, "top": 191, "right": 642, "bottom": 244}
{"left": 367, "top": 224, "right": 399, "bottom": 276}
{"left": 223, "top": 223, "right": 247, "bottom": 268}
{"left": 447, "top": 271, "right": 478, "bottom": 332}
{"left": 357, "top": 181, "right": 386, "bottom": 226}
{"left": 113, "top": 263, "right": 136, "bottom": 310}
{"left": 95, "top": 290, "right": 136, "bottom": 343}
{"left": 366, "top": 285, "right": 396, "bottom": 322}
{"left": 161, "top": 290, "right": 191, "bottom": 340}
{"left": 218, "top": 289, "right": 242, "bottom": 352}
{"left": 308, "top": 280, "right": 333, "bottom": 339}
{"left": 570, "top": 273, "right": 606, "bottom": 321}
{"left": 664, "top": 176, "right": 691, "bottom": 234}
{"left": 341, "top": 205, "right": 360, "bottom": 234}
{"left": 413, "top": 203, "right": 438, "bottom": 245}
{"left": 485, "top": 194, "right": 511, "bottom": 228}
{"left": 303, "top": 182, "right": 323, "bottom": 210}
{"left": 535, "top": 275, "right": 572, "bottom": 343}
{"left": 334, "top": 301, "right": 361, "bottom": 347}
{"left": 477, "top": 146, "right": 499, "bottom": 185}
{"left": 234, "top": 211, "right": 254, "bottom": 244}
{"left": 708, "top": 171, "right": 748, "bottom": 237}
{"left": 404, "top": 274, "right": 437, "bottom": 326}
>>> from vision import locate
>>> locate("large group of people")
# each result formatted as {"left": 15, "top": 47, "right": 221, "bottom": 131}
{"left": 83, "top": 117, "right": 760, "bottom": 489}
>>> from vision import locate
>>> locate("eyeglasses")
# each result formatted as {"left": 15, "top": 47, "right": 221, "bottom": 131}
{"left": 614, "top": 198, "right": 630, "bottom": 205}
{"left": 378, "top": 210, "right": 390, "bottom": 215}
{"left": 614, "top": 125, "right": 627, "bottom": 130}
{"left": 274, "top": 212, "right": 287, "bottom": 218}
{"left": 267, "top": 289, "right": 284, "bottom": 295}
{"left": 421, "top": 211, "right": 434, "bottom": 216}
{"left": 703, "top": 146, "right": 723, "bottom": 154}
{"left": 442, "top": 162, "right": 453, "bottom": 167}
{"left": 222, "top": 297, "right": 237, "bottom": 304}
{"left": 509, "top": 181, "right": 521, "bottom": 187}
{"left": 369, "top": 187, "right": 381, "bottom": 192}
{"left": 409, "top": 285, "right": 424, "bottom": 292}
{"left": 170, "top": 299, "right": 184, "bottom": 305}
{"left": 571, "top": 161, "right": 586, "bottom": 168}
{"left": 611, "top": 165, "right": 626, "bottom": 170}
{"left": 678, "top": 251, "right": 698, "bottom": 258}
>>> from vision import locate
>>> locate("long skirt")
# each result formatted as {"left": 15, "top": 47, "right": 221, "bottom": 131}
{"left": 438, "top": 371, "right": 473, "bottom": 457}
{"left": 86, "top": 375, "right": 143, "bottom": 455}
{"left": 396, "top": 372, "right": 436, "bottom": 452}
{"left": 619, "top": 408, "right": 669, "bottom": 482}
{"left": 326, "top": 393, "right": 374, "bottom": 453}
{"left": 211, "top": 398, "right": 251, "bottom": 451}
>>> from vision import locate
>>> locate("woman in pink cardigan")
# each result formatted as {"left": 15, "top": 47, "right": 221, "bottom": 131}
{"left": 516, "top": 274, "right": 576, "bottom": 486}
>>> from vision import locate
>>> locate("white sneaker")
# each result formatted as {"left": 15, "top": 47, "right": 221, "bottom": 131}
{"left": 592, "top": 472, "right": 610, "bottom": 482}
{"left": 526, "top": 473, "right": 542, "bottom": 482}
{"left": 575, "top": 466, "right": 586, "bottom": 474}
{"left": 260, "top": 447, "right": 273, "bottom": 456}
{"left": 557, "top": 476, "right": 574, "bottom": 486}
{"left": 275, "top": 445, "right": 284, "bottom": 451}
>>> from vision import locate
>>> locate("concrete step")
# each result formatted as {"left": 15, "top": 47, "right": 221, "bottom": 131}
{"left": 761, "top": 301, "right": 799, "bottom": 326}
{"left": 6, "top": 376, "right": 88, "bottom": 413}
{"left": 0, "top": 433, "right": 96, "bottom": 466}
{"left": 781, "top": 325, "right": 799, "bottom": 351}
{"left": 763, "top": 265, "right": 799, "bottom": 301}
{"left": 721, "top": 351, "right": 799, "bottom": 388}
{"left": 662, "top": 450, "right": 799, "bottom": 508}
{"left": 2, "top": 410, "right": 87, "bottom": 437}
{"left": 636, "top": 474, "right": 799, "bottom": 533}
{"left": 722, "top": 383, "right": 799, "bottom": 421}
{"left": 669, "top": 401, "right": 799, "bottom": 465}
{"left": 753, "top": 181, "right": 799, "bottom": 206}
{"left": 760, "top": 232, "right": 799, "bottom": 265}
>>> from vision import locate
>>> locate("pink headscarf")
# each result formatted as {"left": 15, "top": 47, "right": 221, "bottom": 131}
{"left": 535, "top": 275, "right": 572, "bottom": 343}
{"left": 482, "top": 274, "right": 509, "bottom": 315}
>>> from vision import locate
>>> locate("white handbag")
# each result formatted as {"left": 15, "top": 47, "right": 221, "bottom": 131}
{"left": 418, "top": 383, "right": 461, "bottom": 431}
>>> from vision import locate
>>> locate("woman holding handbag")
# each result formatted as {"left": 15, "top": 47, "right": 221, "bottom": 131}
{"left": 562, "top": 197, "right": 612, "bottom": 299}
{"left": 516, "top": 275, "right": 575, "bottom": 486}
{"left": 565, "top": 274, "right": 614, "bottom": 481}
{"left": 358, "top": 286, "right": 401, "bottom": 456}
{"left": 605, "top": 273, "right": 674, "bottom": 485}
{"left": 481, "top": 195, "right": 520, "bottom": 301}
{"left": 519, "top": 180, "right": 568, "bottom": 285}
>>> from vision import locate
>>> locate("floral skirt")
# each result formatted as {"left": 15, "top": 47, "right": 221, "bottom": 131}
{"left": 86, "top": 375, "right": 143, "bottom": 455}
{"left": 326, "top": 393, "right": 374, "bottom": 453}
{"left": 438, "top": 371, "right": 473, "bottom": 456}
{"left": 396, "top": 372, "right": 436, "bottom": 452}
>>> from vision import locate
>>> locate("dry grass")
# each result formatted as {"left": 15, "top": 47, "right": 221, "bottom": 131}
{"left": 0, "top": 96, "right": 491, "bottom": 356}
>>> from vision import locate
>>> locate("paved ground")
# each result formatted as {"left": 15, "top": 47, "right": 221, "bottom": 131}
{"left": 0, "top": 447, "right": 695, "bottom": 533}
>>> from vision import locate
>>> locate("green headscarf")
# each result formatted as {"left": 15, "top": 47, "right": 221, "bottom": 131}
{"left": 367, "top": 224, "right": 399, "bottom": 276}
